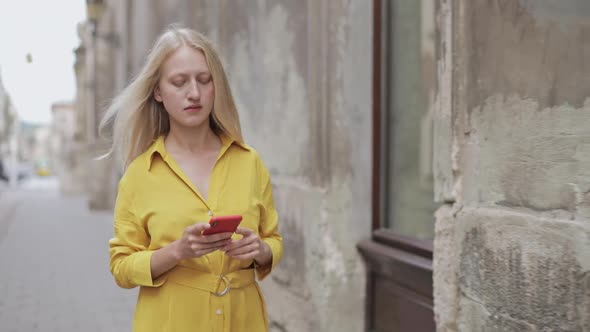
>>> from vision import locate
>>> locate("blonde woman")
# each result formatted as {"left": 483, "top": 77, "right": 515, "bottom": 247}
{"left": 102, "top": 26, "right": 283, "bottom": 332}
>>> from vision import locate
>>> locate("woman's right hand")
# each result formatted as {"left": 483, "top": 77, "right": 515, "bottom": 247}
{"left": 173, "top": 222, "right": 234, "bottom": 260}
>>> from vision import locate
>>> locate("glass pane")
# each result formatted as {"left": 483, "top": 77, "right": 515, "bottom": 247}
{"left": 385, "top": 0, "right": 437, "bottom": 240}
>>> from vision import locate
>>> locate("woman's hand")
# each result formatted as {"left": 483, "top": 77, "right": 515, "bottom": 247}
{"left": 173, "top": 222, "right": 234, "bottom": 261}
{"left": 222, "top": 227, "right": 272, "bottom": 266}
{"left": 150, "top": 223, "right": 233, "bottom": 281}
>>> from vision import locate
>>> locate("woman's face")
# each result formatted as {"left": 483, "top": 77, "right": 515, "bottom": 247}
{"left": 154, "top": 45, "right": 214, "bottom": 130}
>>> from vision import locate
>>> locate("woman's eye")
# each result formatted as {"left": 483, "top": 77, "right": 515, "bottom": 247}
{"left": 172, "top": 81, "right": 185, "bottom": 87}
{"left": 197, "top": 75, "right": 211, "bottom": 84}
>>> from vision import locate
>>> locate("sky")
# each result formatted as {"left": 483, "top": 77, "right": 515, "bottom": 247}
{"left": 0, "top": 0, "right": 86, "bottom": 124}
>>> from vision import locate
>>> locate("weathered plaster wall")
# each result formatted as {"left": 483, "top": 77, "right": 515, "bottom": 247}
{"left": 434, "top": 0, "right": 590, "bottom": 331}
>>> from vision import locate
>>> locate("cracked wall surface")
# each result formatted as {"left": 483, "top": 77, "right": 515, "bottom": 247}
{"left": 434, "top": 0, "right": 590, "bottom": 331}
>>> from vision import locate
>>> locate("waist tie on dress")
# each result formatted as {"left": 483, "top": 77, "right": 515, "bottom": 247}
{"left": 167, "top": 265, "right": 256, "bottom": 296}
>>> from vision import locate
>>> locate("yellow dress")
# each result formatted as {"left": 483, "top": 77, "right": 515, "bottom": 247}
{"left": 109, "top": 135, "right": 283, "bottom": 332}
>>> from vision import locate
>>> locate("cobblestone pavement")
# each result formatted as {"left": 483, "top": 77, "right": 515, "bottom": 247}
{"left": 0, "top": 177, "right": 137, "bottom": 332}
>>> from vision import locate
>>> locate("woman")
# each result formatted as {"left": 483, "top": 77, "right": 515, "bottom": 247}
{"left": 101, "top": 26, "right": 283, "bottom": 332}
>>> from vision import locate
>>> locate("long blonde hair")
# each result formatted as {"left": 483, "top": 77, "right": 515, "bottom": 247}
{"left": 99, "top": 25, "right": 243, "bottom": 169}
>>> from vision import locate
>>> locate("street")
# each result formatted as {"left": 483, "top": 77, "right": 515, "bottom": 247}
{"left": 0, "top": 176, "right": 136, "bottom": 332}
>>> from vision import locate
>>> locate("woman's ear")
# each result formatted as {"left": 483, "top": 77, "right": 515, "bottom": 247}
{"left": 154, "top": 85, "right": 162, "bottom": 102}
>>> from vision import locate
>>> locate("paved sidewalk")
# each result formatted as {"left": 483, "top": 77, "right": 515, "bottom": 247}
{"left": 0, "top": 177, "right": 137, "bottom": 332}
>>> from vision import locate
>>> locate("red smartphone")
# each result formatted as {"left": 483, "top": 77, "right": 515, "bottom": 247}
{"left": 201, "top": 215, "right": 243, "bottom": 235}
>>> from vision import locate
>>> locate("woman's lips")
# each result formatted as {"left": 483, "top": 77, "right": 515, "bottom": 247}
{"left": 184, "top": 106, "right": 202, "bottom": 112}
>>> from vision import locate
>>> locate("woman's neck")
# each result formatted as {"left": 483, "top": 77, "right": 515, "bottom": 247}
{"left": 165, "top": 123, "right": 220, "bottom": 155}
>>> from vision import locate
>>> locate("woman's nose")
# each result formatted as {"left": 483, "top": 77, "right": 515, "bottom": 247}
{"left": 187, "top": 80, "right": 200, "bottom": 100}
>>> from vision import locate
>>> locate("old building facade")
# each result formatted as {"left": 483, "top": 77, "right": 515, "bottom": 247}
{"left": 0, "top": 70, "right": 19, "bottom": 185}
{"left": 74, "top": 0, "right": 590, "bottom": 331}
{"left": 49, "top": 101, "right": 80, "bottom": 194}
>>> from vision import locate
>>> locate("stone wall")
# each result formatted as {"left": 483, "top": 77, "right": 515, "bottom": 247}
{"left": 434, "top": 0, "right": 590, "bottom": 330}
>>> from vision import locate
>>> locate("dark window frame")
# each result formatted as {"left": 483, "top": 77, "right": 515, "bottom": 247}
{"left": 370, "top": 0, "right": 435, "bottom": 257}
{"left": 358, "top": 0, "right": 436, "bottom": 330}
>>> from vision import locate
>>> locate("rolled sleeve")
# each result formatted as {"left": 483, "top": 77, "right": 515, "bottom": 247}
{"left": 132, "top": 250, "right": 167, "bottom": 287}
{"left": 255, "top": 159, "right": 284, "bottom": 281}
{"left": 257, "top": 237, "right": 283, "bottom": 279}
{"left": 109, "top": 181, "right": 166, "bottom": 289}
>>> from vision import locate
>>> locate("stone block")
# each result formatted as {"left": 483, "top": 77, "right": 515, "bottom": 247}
{"left": 434, "top": 204, "right": 461, "bottom": 331}
{"left": 456, "top": 207, "right": 590, "bottom": 331}
{"left": 458, "top": 296, "right": 536, "bottom": 332}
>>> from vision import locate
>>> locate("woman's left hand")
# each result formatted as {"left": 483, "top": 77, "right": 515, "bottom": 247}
{"left": 222, "top": 227, "right": 272, "bottom": 266}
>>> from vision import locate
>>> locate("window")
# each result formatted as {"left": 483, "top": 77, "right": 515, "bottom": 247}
{"left": 359, "top": 2, "right": 438, "bottom": 330}
{"left": 381, "top": 0, "right": 437, "bottom": 240}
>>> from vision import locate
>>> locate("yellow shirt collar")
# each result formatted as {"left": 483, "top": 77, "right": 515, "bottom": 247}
{"left": 146, "top": 134, "right": 250, "bottom": 170}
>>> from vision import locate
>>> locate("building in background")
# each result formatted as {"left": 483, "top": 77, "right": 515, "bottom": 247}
{"left": 74, "top": 1, "right": 590, "bottom": 331}
{"left": 0, "top": 69, "right": 21, "bottom": 185}
{"left": 0, "top": 71, "right": 15, "bottom": 156}
{"left": 49, "top": 101, "right": 80, "bottom": 194}
{"left": 18, "top": 123, "right": 49, "bottom": 168}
